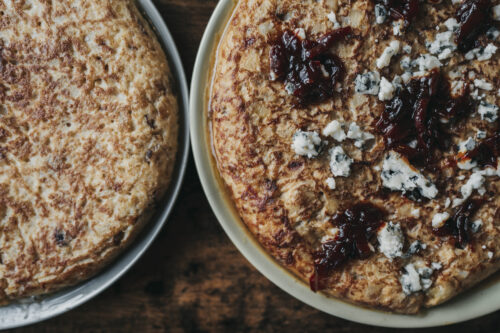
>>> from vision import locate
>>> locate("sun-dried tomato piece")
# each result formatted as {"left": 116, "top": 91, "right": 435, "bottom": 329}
{"left": 270, "top": 27, "right": 351, "bottom": 106}
{"left": 310, "top": 203, "right": 385, "bottom": 291}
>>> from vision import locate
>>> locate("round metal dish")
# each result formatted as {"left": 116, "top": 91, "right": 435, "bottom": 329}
{"left": 190, "top": 0, "right": 500, "bottom": 328}
{"left": 0, "top": 0, "right": 189, "bottom": 329}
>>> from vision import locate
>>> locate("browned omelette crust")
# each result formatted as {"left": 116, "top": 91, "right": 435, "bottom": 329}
{"left": 0, "top": 1, "right": 178, "bottom": 302}
{"left": 210, "top": 0, "right": 500, "bottom": 313}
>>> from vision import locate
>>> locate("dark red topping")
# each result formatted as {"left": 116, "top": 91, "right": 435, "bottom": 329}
{"left": 270, "top": 27, "right": 351, "bottom": 105}
{"left": 376, "top": 70, "right": 474, "bottom": 166}
{"left": 433, "top": 199, "right": 484, "bottom": 249}
{"left": 310, "top": 203, "right": 385, "bottom": 291}
{"left": 462, "top": 133, "right": 500, "bottom": 168}
{"left": 455, "top": 0, "right": 492, "bottom": 51}
{"left": 374, "top": 0, "right": 419, "bottom": 25}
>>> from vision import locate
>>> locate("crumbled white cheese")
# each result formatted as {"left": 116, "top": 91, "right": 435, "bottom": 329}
{"left": 400, "top": 56, "right": 412, "bottom": 71}
{"left": 376, "top": 40, "right": 400, "bottom": 69}
{"left": 400, "top": 264, "right": 435, "bottom": 295}
{"left": 378, "top": 77, "right": 395, "bottom": 101}
{"left": 381, "top": 151, "right": 438, "bottom": 199}
{"left": 374, "top": 4, "right": 388, "bottom": 24}
{"left": 486, "top": 27, "right": 500, "bottom": 40}
{"left": 408, "top": 240, "right": 426, "bottom": 254}
{"left": 443, "top": 18, "right": 459, "bottom": 32}
{"left": 323, "top": 120, "right": 346, "bottom": 142}
{"left": 453, "top": 171, "right": 486, "bottom": 207}
{"left": 493, "top": 4, "right": 500, "bottom": 21}
{"left": 465, "top": 43, "right": 498, "bottom": 61}
{"left": 326, "top": 177, "right": 336, "bottom": 190}
{"left": 392, "top": 20, "right": 403, "bottom": 36}
{"left": 478, "top": 102, "right": 499, "bottom": 122}
{"left": 431, "top": 262, "right": 443, "bottom": 270}
{"left": 457, "top": 137, "right": 478, "bottom": 170}
{"left": 378, "top": 222, "right": 404, "bottom": 259}
{"left": 413, "top": 54, "right": 442, "bottom": 74}
{"left": 428, "top": 31, "right": 456, "bottom": 60}
{"left": 411, "top": 208, "right": 421, "bottom": 218}
{"left": 392, "top": 75, "right": 403, "bottom": 89}
{"left": 401, "top": 72, "right": 412, "bottom": 83}
{"left": 327, "top": 11, "right": 341, "bottom": 29}
{"left": 470, "top": 88, "right": 485, "bottom": 101}
{"left": 285, "top": 82, "right": 296, "bottom": 95}
{"left": 471, "top": 219, "right": 483, "bottom": 233}
{"left": 458, "top": 137, "right": 476, "bottom": 152}
{"left": 400, "top": 264, "right": 422, "bottom": 294}
{"left": 432, "top": 212, "right": 450, "bottom": 228}
{"left": 329, "top": 146, "right": 353, "bottom": 177}
{"left": 474, "top": 79, "right": 493, "bottom": 91}
{"left": 417, "top": 266, "right": 434, "bottom": 291}
{"left": 346, "top": 123, "right": 375, "bottom": 148}
{"left": 477, "top": 130, "right": 487, "bottom": 139}
{"left": 354, "top": 71, "right": 381, "bottom": 95}
{"left": 457, "top": 137, "right": 477, "bottom": 170}
{"left": 488, "top": 251, "right": 494, "bottom": 259}
{"left": 444, "top": 197, "right": 452, "bottom": 208}
{"left": 403, "top": 45, "right": 412, "bottom": 54}
{"left": 451, "top": 80, "right": 464, "bottom": 95}
{"left": 291, "top": 130, "right": 321, "bottom": 158}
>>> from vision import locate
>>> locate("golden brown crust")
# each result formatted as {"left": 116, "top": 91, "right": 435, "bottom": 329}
{"left": 0, "top": 0, "right": 178, "bottom": 302}
{"left": 210, "top": 0, "right": 499, "bottom": 313}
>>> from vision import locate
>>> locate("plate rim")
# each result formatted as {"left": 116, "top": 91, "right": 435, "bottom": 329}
{"left": 189, "top": 0, "right": 500, "bottom": 328}
{"left": 0, "top": 0, "right": 190, "bottom": 329}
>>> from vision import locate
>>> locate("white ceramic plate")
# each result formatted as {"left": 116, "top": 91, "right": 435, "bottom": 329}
{"left": 190, "top": 0, "right": 500, "bottom": 328}
{"left": 0, "top": 0, "right": 190, "bottom": 329}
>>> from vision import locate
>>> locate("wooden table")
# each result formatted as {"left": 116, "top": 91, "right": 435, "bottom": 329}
{"left": 11, "top": 1, "right": 500, "bottom": 332}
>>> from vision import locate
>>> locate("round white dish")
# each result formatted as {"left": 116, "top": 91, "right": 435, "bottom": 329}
{"left": 0, "top": 0, "right": 190, "bottom": 329}
{"left": 190, "top": 0, "right": 500, "bottom": 327}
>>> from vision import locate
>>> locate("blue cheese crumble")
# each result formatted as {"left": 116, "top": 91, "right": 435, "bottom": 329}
{"left": 291, "top": 130, "right": 321, "bottom": 158}
{"left": 428, "top": 30, "right": 457, "bottom": 60}
{"left": 432, "top": 212, "right": 450, "bottom": 228}
{"left": 473, "top": 79, "right": 493, "bottom": 91}
{"left": 354, "top": 71, "right": 380, "bottom": 95}
{"left": 376, "top": 40, "right": 400, "bottom": 69}
{"left": 478, "top": 102, "right": 499, "bottom": 122}
{"left": 471, "top": 219, "right": 483, "bottom": 233}
{"left": 346, "top": 123, "right": 375, "bottom": 148}
{"left": 392, "top": 20, "right": 403, "bottom": 36}
{"left": 329, "top": 146, "right": 353, "bottom": 177}
{"left": 457, "top": 137, "right": 477, "bottom": 170}
{"left": 381, "top": 151, "right": 438, "bottom": 199}
{"left": 400, "top": 263, "right": 435, "bottom": 295}
{"left": 374, "top": 4, "right": 387, "bottom": 24}
{"left": 327, "top": 11, "right": 341, "bottom": 29}
{"left": 378, "top": 77, "right": 395, "bottom": 101}
{"left": 323, "top": 120, "right": 346, "bottom": 142}
{"left": 486, "top": 27, "right": 500, "bottom": 40}
{"left": 465, "top": 43, "right": 498, "bottom": 61}
{"left": 326, "top": 177, "right": 336, "bottom": 190}
{"left": 413, "top": 54, "right": 442, "bottom": 74}
{"left": 377, "top": 222, "right": 404, "bottom": 259}
{"left": 494, "top": 4, "right": 500, "bottom": 20}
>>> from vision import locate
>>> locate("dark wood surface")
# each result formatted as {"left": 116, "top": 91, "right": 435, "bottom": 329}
{"left": 10, "top": 1, "right": 500, "bottom": 332}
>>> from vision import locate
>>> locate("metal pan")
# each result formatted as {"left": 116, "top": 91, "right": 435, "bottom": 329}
{"left": 0, "top": 0, "right": 189, "bottom": 329}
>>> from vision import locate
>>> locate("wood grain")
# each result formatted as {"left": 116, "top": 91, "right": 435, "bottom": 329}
{"left": 9, "top": 1, "right": 500, "bottom": 332}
